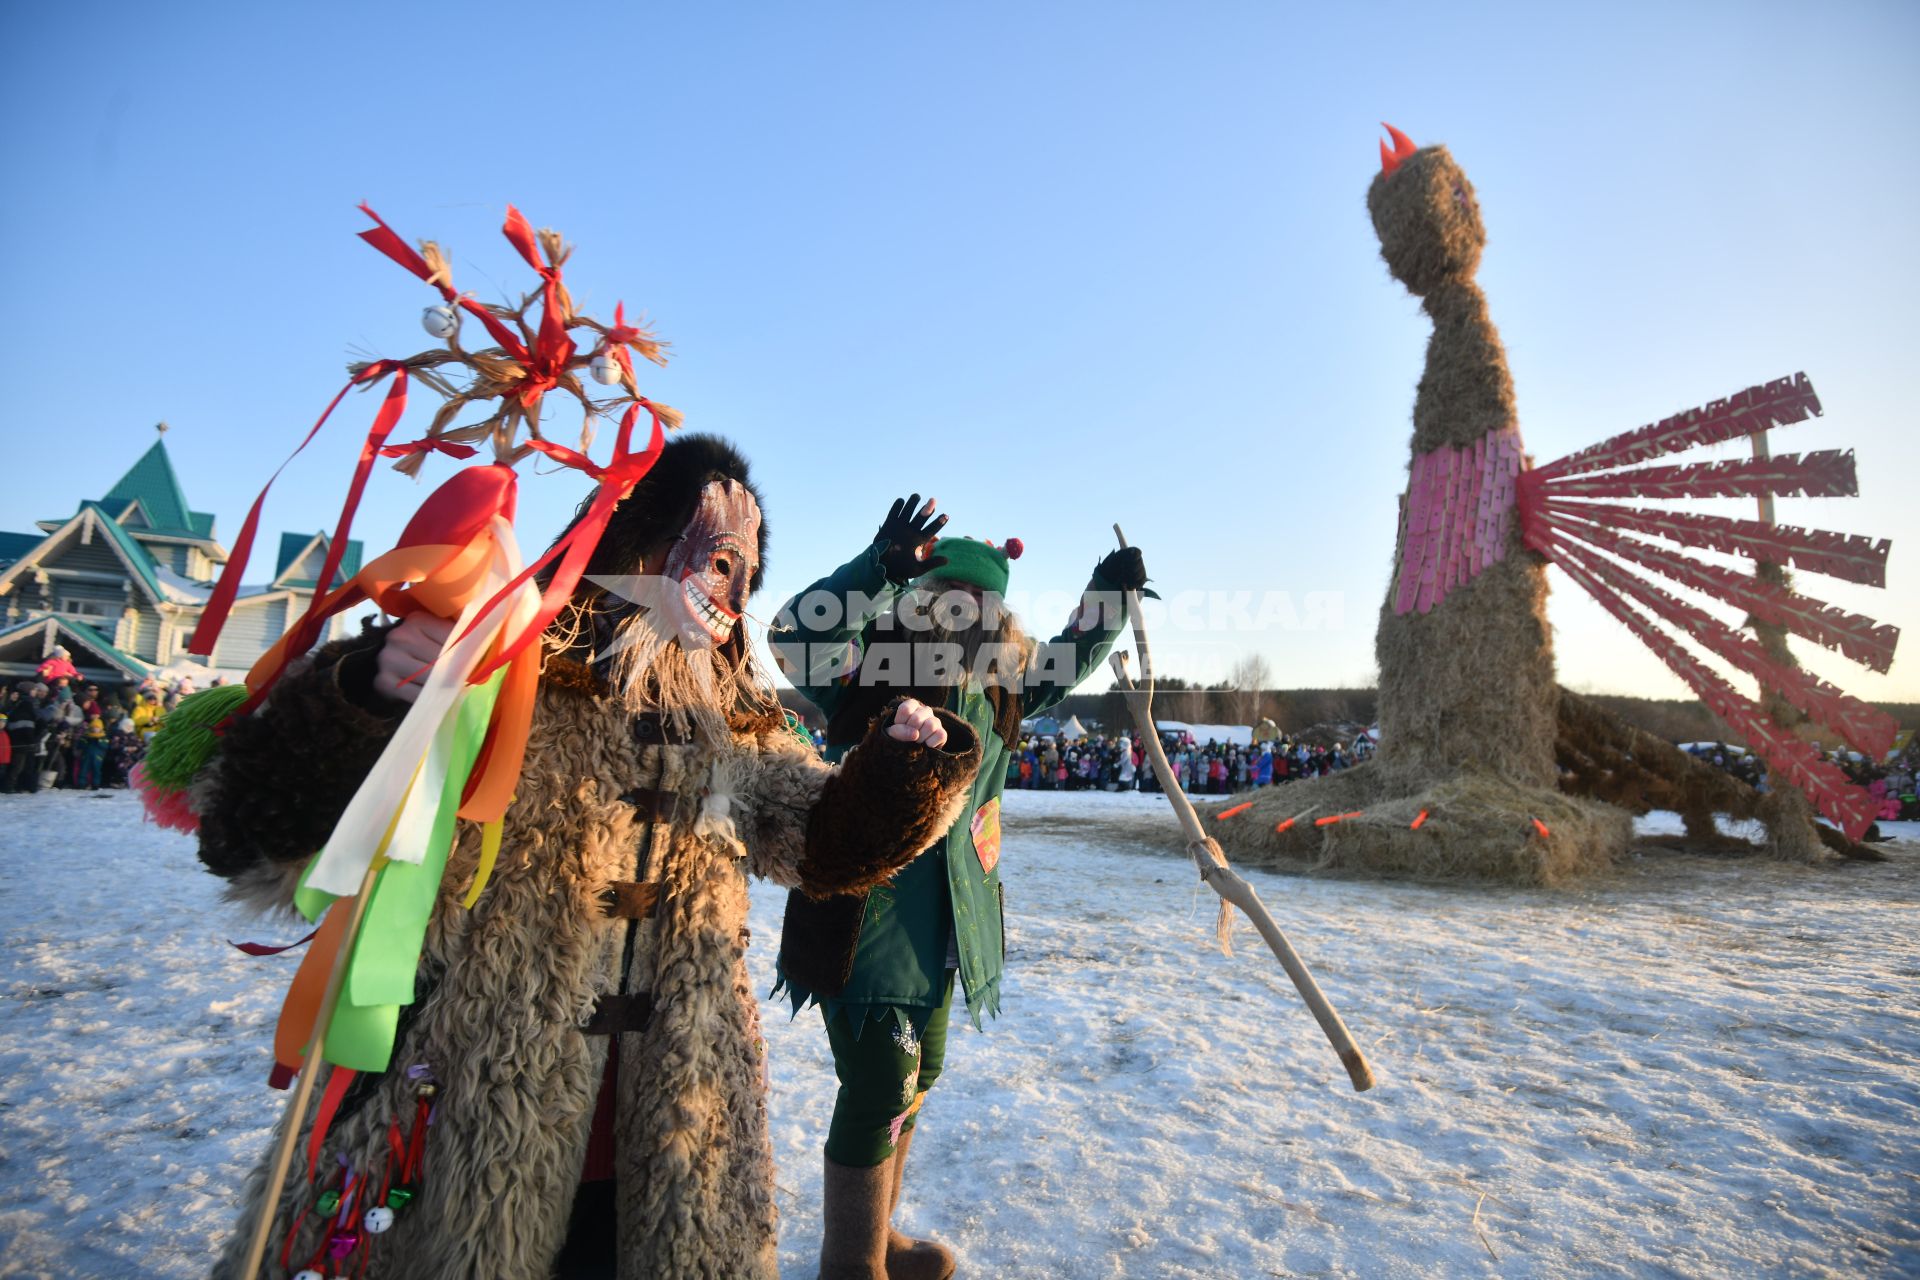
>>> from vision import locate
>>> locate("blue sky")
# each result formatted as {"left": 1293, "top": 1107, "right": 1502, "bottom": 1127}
{"left": 4, "top": 1, "right": 1916, "bottom": 701}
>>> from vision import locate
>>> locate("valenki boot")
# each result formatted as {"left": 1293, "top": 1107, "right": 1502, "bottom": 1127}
{"left": 886, "top": 1126, "right": 957, "bottom": 1280}
{"left": 819, "top": 1157, "right": 892, "bottom": 1280}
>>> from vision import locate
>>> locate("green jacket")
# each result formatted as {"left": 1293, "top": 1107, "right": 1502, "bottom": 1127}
{"left": 772, "top": 542, "right": 1126, "bottom": 1029}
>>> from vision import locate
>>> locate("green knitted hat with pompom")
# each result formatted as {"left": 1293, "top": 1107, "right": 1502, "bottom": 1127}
{"left": 913, "top": 535, "right": 1024, "bottom": 595}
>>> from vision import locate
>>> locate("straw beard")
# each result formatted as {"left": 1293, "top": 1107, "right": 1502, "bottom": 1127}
{"left": 561, "top": 592, "right": 781, "bottom": 743}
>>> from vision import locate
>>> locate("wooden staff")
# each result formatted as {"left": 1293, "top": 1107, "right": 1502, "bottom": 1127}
{"left": 241, "top": 862, "right": 383, "bottom": 1278}
{"left": 1106, "top": 525, "right": 1375, "bottom": 1092}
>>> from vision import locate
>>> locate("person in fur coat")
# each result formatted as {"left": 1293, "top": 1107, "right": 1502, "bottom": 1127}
{"left": 194, "top": 435, "right": 984, "bottom": 1280}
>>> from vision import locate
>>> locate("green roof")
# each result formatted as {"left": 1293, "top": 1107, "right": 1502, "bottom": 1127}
{"left": 78, "top": 501, "right": 165, "bottom": 600}
{"left": 0, "top": 531, "right": 41, "bottom": 568}
{"left": 100, "top": 439, "right": 203, "bottom": 538}
{"left": 56, "top": 616, "right": 153, "bottom": 678}
{"left": 274, "top": 531, "right": 364, "bottom": 587}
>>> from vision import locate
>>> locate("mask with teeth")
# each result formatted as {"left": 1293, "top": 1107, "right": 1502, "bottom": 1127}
{"left": 659, "top": 479, "right": 762, "bottom": 650}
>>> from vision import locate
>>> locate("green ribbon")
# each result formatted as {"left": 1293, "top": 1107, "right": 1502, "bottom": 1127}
{"left": 291, "top": 671, "right": 505, "bottom": 1072}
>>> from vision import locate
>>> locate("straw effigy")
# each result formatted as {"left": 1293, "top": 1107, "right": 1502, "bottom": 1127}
{"left": 1205, "top": 133, "right": 1620, "bottom": 884}
{"left": 1206, "top": 130, "right": 1891, "bottom": 883}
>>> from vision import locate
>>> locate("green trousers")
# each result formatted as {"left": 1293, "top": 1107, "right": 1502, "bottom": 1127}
{"left": 821, "top": 969, "right": 956, "bottom": 1167}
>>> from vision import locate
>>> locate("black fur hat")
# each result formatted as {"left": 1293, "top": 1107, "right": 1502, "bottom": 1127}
{"left": 558, "top": 432, "right": 768, "bottom": 591}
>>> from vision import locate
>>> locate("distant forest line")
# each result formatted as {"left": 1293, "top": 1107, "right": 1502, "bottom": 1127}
{"left": 777, "top": 680, "right": 1920, "bottom": 749}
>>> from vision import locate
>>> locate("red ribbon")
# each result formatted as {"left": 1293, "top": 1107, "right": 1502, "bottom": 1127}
{"left": 498, "top": 205, "right": 576, "bottom": 406}
{"left": 599, "top": 300, "right": 643, "bottom": 383}
{"left": 189, "top": 361, "right": 403, "bottom": 657}
{"left": 308, "top": 1066, "right": 359, "bottom": 1183}
{"left": 233, "top": 367, "right": 410, "bottom": 716}
{"left": 228, "top": 928, "right": 319, "bottom": 957}
{"left": 379, "top": 437, "right": 479, "bottom": 462}
{"left": 357, "top": 204, "right": 530, "bottom": 360}
{"left": 464, "top": 401, "right": 666, "bottom": 684}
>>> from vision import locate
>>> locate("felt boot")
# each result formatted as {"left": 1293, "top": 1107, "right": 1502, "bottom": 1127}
{"left": 818, "top": 1157, "right": 892, "bottom": 1279}
{"left": 886, "top": 1127, "right": 956, "bottom": 1280}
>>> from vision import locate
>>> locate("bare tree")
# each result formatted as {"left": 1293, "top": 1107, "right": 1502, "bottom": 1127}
{"left": 1225, "top": 653, "right": 1273, "bottom": 728}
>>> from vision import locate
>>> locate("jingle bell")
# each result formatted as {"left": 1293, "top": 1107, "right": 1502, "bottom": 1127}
{"left": 589, "top": 352, "right": 623, "bottom": 386}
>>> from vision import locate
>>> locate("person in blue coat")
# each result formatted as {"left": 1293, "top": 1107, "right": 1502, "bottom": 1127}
{"left": 770, "top": 496, "right": 1148, "bottom": 1279}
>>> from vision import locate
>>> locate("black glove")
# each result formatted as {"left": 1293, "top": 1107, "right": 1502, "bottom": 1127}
{"left": 874, "top": 494, "right": 949, "bottom": 584}
{"left": 1094, "top": 545, "right": 1152, "bottom": 594}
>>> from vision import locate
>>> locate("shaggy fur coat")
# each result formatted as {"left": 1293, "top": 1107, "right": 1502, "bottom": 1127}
{"left": 197, "top": 631, "right": 980, "bottom": 1280}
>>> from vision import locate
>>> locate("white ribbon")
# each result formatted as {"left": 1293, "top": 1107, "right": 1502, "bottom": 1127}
{"left": 304, "top": 518, "right": 538, "bottom": 896}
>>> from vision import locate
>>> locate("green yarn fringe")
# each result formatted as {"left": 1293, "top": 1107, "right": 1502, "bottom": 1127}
{"left": 141, "top": 683, "right": 251, "bottom": 791}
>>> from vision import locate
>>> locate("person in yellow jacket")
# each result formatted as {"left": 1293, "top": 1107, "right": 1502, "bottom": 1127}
{"left": 131, "top": 691, "right": 163, "bottom": 741}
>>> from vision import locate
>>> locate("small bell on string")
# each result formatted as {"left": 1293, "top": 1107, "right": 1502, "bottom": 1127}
{"left": 327, "top": 1228, "right": 362, "bottom": 1260}
{"left": 422, "top": 305, "right": 460, "bottom": 339}
{"left": 364, "top": 1205, "right": 396, "bottom": 1234}
{"left": 315, "top": 1189, "right": 342, "bottom": 1216}
{"left": 589, "top": 351, "right": 623, "bottom": 386}
{"left": 293, "top": 1270, "right": 325, "bottom": 1280}
{"left": 385, "top": 1185, "right": 414, "bottom": 1210}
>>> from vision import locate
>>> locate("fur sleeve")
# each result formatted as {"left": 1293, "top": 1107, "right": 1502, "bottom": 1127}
{"left": 736, "top": 698, "right": 980, "bottom": 896}
{"left": 192, "top": 623, "right": 406, "bottom": 911}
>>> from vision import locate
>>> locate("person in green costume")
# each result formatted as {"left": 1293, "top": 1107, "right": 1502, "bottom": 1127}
{"left": 771, "top": 496, "right": 1150, "bottom": 1279}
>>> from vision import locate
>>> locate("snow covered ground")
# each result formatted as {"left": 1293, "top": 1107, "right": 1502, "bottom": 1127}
{"left": 1, "top": 788, "right": 1915, "bottom": 1278}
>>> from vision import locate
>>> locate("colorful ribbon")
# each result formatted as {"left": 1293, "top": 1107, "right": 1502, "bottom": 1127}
{"left": 380, "top": 437, "right": 479, "bottom": 462}
{"left": 465, "top": 401, "right": 665, "bottom": 684}
{"left": 357, "top": 203, "right": 530, "bottom": 359}
{"left": 188, "top": 360, "right": 403, "bottom": 658}
{"left": 499, "top": 205, "right": 575, "bottom": 405}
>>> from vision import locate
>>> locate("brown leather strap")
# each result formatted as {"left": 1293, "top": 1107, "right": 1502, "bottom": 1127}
{"left": 619, "top": 786, "right": 682, "bottom": 825}
{"left": 599, "top": 880, "right": 663, "bottom": 920}
{"left": 582, "top": 992, "right": 656, "bottom": 1036}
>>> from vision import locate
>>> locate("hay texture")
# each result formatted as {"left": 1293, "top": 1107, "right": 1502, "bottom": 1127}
{"left": 1212, "top": 138, "right": 1596, "bottom": 883}
{"left": 1211, "top": 762, "right": 1627, "bottom": 886}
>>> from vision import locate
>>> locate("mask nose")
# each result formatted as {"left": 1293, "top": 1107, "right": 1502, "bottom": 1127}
{"left": 723, "top": 575, "right": 751, "bottom": 617}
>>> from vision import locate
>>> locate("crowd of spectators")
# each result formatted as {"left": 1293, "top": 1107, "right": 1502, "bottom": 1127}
{"left": 1, "top": 646, "right": 203, "bottom": 794}
{"left": 1002, "top": 730, "right": 1376, "bottom": 793}
{"left": 1687, "top": 738, "right": 1920, "bottom": 823}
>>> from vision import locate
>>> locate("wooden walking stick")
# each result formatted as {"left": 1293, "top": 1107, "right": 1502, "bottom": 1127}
{"left": 1107, "top": 524, "right": 1375, "bottom": 1092}
{"left": 240, "top": 862, "right": 382, "bottom": 1278}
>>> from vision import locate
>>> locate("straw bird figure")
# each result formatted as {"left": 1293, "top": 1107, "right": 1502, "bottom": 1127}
{"left": 1206, "top": 127, "right": 1898, "bottom": 880}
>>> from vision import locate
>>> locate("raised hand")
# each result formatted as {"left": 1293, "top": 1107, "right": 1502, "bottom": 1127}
{"left": 886, "top": 698, "right": 948, "bottom": 749}
{"left": 372, "top": 614, "right": 455, "bottom": 704}
{"left": 874, "top": 494, "right": 949, "bottom": 584}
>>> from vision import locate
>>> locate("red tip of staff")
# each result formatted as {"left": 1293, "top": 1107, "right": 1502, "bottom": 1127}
{"left": 1410, "top": 809, "right": 1429, "bottom": 830}
{"left": 1217, "top": 802, "right": 1254, "bottom": 820}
